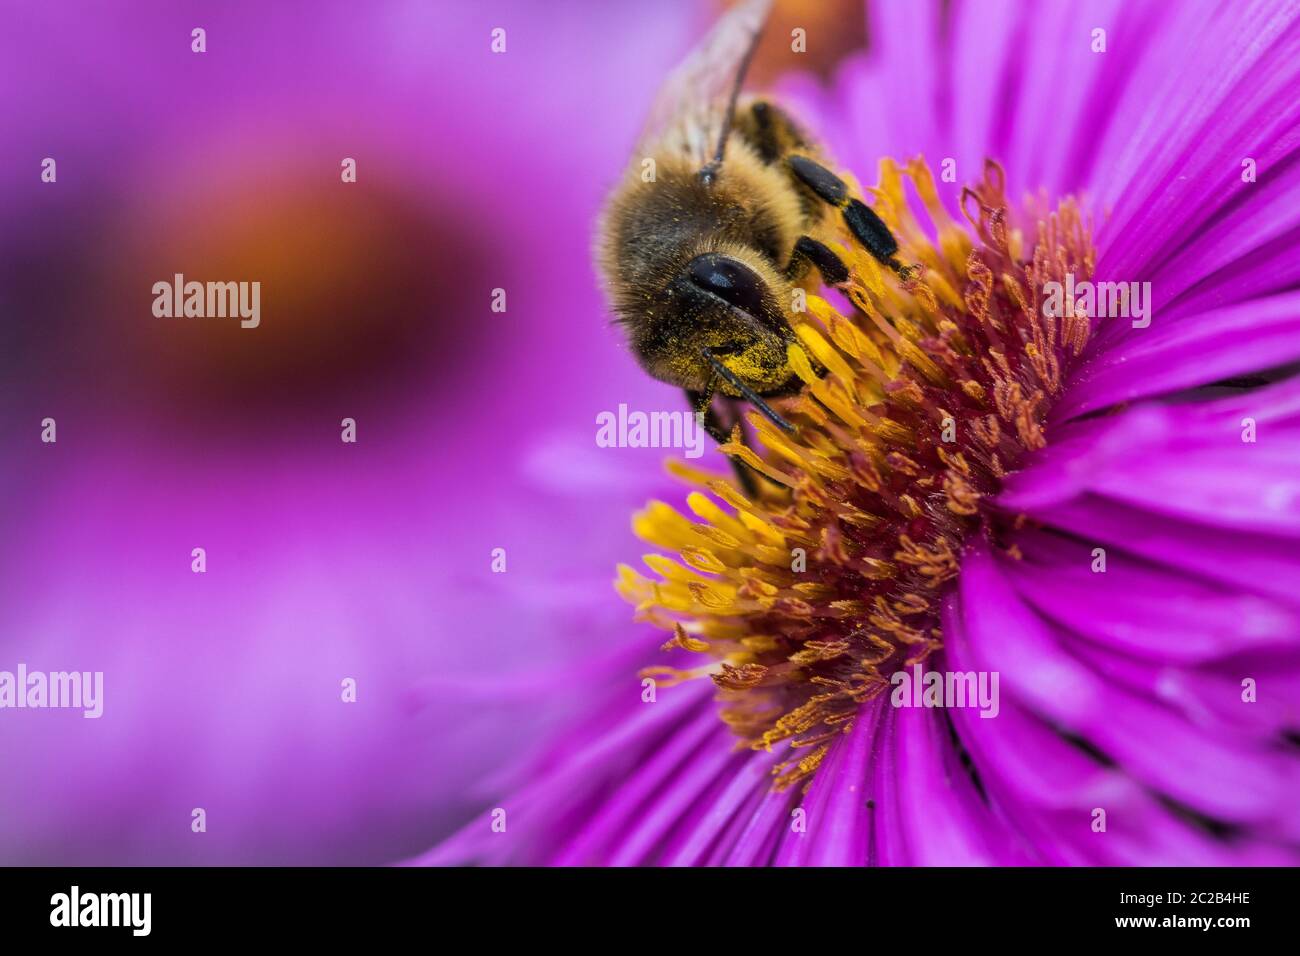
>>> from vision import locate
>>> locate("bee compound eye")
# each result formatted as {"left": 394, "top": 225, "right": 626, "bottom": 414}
{"left": 685, "top": 254, "right": 770, "bottom": 321}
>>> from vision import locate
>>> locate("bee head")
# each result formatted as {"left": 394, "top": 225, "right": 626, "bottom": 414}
{"left": 666, "top": 250, "right": 797, "bottom": 395}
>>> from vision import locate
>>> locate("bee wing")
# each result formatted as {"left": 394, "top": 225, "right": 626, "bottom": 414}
{"left": 638, "top": 0, "right": 773, "bottom": 166}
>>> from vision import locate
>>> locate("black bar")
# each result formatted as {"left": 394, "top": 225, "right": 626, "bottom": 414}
{"left": 0, "top": 866, "right": 1286, "bottom": 942}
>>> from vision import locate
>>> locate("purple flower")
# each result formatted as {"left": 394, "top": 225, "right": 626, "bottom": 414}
{"left": 417, "top": 0, "right": 1300, "bottom": 866}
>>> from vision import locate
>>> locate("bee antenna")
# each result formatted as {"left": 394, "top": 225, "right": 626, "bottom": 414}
{"left": 700, "top": 3, "right": 768, "bottom": 185}
{"left": 702, "top": 349, "right": 796, "bottom": 433}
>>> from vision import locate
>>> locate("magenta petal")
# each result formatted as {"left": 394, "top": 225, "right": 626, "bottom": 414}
{"left": 772, "top": 700, "right": 880, "bottom": 866}
{"left": 773, "top": 716, "right": 856, "bottom": 866}
{"left": 943, "top": 595, "right": 1261, "bottom": 864}
{"left": 1063, "top": 637, "right": 1300, "bottom": 742}
{"left": 1014, "top": 385, "right": 1300, "bottom": 543}
{"left": 1092, "top": 2, "right": 1300, "bottom": 280}
{"left": 408, "top": 676, "right": 718, "bottom": 866}
{"left": 1058, "top": 291, "right": 1300, "bottom": 418}
{"left": 1089, "top": 447, "right": 1300, "bottom": 537}
{"left": 598, "top": 721, "right": 746, "bottom": 867}
{"left": 891, "top": 701, "right": 1028, "bottom": 865}
{"left": 865, "top": 0, "right": 944, "bottom": 159}
{"left": 869, "top": 703, "right": 905, "bottom": 866}
{"left": 1000, "top": 0, "right": 1134, "bottom": 197}
{"left": 661, "top": 744, "right": 782, "bottom": 866}
{"left": 1073, "top": 2, "right": 1300, "bottom": 385}
{"left": 948, "top": 0, "right": 1023, "bottom": 184}
{"left": 719, "top": 776, "right": 802, "bottom": 866}
{"left": 1152, "top": 164, "right": 1300, "bottom": 310}
{"left": 1005, "top": 528, "right": 1299, "bottom": 663}
{"left": 959, "top": 544, "right": 1298, "bottom": 831}
{"left": 1023, "top": 495, "right": 1300, "bottom": 611}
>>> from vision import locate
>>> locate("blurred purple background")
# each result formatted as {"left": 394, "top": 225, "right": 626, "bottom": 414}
{"left": 0, "top": 0, "right": 765, "bottom": 864}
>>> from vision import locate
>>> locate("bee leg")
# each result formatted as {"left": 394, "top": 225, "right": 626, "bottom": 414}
{"left": 688, "top": 388, "right": 728, "bottom": 445}
{"left": 786, "top": 154, "right": 910, "bottom": 276}
{"left": 686, "top": 388, "right": 760, "bottom": 497}
{"left": 787, "top": 235, "right": 850, "bottom": 288}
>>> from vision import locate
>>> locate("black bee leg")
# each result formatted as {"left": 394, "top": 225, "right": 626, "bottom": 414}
{"left": 787, "top": 154, "right": 908, "bottom": 275}
{"left": 687, "top": 387, "right": 730, "bottom": 446}
{"left": 787, "top": 235, "right": 850, "bottom": 287}
{"left": 686, "top": 388, "right": 759, "bottom": 496}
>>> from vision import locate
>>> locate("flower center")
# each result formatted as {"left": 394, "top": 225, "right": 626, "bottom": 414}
{"left": 617, "top": 157, "right": 1097, "bottom": 791}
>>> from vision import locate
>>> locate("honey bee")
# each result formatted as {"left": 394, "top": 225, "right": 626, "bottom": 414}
{"left": 596, "top": 0, "right": 904, "bottom": 486}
